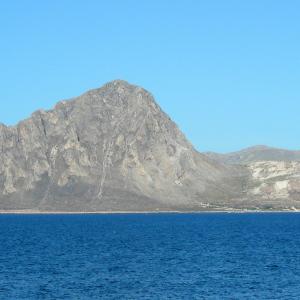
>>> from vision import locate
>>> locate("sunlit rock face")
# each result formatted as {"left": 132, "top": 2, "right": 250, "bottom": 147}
{"left": 205, "top": 145, "right": 300, "bottom": 165}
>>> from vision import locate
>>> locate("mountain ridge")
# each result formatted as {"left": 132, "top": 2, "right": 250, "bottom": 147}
{"left": 0, "top": 80, "right": 299, "bottom": 211}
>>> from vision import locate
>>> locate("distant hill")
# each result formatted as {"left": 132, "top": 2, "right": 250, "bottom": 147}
{"left": 205, "top": 145, "right": 300, "bottom": 165}
{"left": 0, "top": 80, "right": 242, "bottom": 212}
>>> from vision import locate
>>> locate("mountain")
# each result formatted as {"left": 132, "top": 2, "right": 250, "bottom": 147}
{"left": 205, "top": 145, "right": 300, "bottom": 165}
{"left": 206, "top": 146, "right": 300, "bottom": 210}
{"left": 0, "top": 80, "right": 244, "bottom": 212}
{"left": 1, "top": 80, "right": 299, "bottom": 212}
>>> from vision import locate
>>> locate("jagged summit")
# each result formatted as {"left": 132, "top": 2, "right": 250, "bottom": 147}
{"left": 48, "top": 80, "right": 160, "bottom": 118}
{"left": 104, "top": 79, "right": 134, "bottom": 88}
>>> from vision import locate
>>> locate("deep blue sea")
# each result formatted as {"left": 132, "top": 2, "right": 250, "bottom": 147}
{"left": 0, "top": 213, "right": 300, "bottom": 299}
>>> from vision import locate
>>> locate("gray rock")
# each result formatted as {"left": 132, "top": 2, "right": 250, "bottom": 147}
{"left": 1, "top": 80, "right": 299, "bottom": 211}
{"left": 0, "top": 80, "right": 243, "bottom": 212}
{"left": 245, "top": 161, "right": 300, "bottom": 209}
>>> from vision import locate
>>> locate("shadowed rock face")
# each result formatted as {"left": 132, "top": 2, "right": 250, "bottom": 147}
{"left": 0, "top": 80, "right": 244, "bottom": 212}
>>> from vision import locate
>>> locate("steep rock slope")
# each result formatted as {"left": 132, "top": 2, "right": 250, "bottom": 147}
{"left": 0, "top": 80, "right": 243, "bottom": 211}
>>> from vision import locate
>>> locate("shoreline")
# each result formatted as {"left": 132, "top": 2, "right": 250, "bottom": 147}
{"left": 0, "top": 210, "right": 299, "bottom": 215}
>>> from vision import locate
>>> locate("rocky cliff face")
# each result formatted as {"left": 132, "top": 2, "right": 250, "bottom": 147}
{"left": 0, "top": 80, "right": 243, "bottom": 212}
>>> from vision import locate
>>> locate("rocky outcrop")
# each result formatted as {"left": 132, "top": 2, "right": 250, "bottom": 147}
{"left": 205, "top": 147, "right": 300, "bottom": 210}
{"left": 245, "top": 161, "right": 300, "bottom": 209}
{"left": 205, "top": 145, "right": 300, "bottom": 165}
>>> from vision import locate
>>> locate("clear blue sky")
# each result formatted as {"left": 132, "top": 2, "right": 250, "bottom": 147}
{"left": 0, "top": 1, "right": 299, "bottom": 153}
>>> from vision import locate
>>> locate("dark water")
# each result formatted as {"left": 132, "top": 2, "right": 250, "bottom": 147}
{"left": 0, "top": 213, "right": 300, "bottom": 299}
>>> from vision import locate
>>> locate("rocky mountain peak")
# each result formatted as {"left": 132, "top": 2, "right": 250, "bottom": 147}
{"left": 1, "top": 80, "right": 298, "bottom": 212}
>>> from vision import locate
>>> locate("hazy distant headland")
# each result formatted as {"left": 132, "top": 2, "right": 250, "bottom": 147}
{"left": 0, "top": 80, "right": 299, "bottom": 212}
